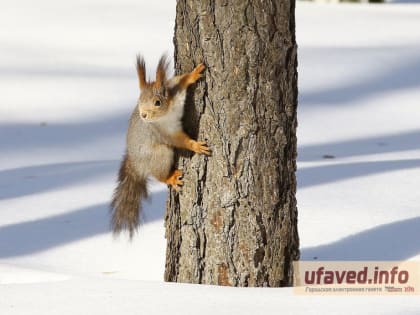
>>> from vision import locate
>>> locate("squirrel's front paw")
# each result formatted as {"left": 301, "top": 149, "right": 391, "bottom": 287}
{"left": 193, "top": 63, "right": 206, "bottom": 75}
{"left": 191, "top": 140, "right": 211, "bottom": 156}
{"left": 188, "top": 63, "right": 206, "bottom": 84}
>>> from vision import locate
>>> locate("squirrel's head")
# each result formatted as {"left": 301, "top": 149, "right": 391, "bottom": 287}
{"left": 136, "top": 54, "right": 171, "bottom": 122}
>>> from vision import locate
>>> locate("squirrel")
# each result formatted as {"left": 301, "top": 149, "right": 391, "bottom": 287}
{"left": 110, "top": 54, "right": 210, "bottom": 238}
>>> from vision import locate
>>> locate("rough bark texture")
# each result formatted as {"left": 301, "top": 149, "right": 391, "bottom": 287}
{"left": 164, "top": 0, "right": 299, "bottom": 287}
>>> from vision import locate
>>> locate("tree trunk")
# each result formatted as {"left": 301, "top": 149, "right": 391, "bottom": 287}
{"left": 164, "top": 0, "right": 299, "bottom": 287}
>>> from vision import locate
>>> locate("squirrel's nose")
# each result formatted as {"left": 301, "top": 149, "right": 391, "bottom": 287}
{"left": 141, "top": 113, "right": 147, "bottom": 119}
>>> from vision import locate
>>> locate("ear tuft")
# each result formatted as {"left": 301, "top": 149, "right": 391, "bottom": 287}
{"left": 155, "top": 54, "right": 170, "bottom": 88}
{"left": 136, "top": 54, "right": 147, "bottom": 90}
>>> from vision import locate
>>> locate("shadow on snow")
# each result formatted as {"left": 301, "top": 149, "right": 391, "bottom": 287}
{"left": 301, "top": 216, "right": 420, "bottom": 260}
{"left": 0, "top": 190, "right": 167, "bottom": 258}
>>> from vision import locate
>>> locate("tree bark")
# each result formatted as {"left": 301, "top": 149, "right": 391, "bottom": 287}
{"left": 164, "top": 0, "right": 299, "bottom": 287}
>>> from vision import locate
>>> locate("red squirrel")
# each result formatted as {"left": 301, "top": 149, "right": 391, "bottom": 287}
{"left": 111, "top": 54, "right": 210, "bottom": 237}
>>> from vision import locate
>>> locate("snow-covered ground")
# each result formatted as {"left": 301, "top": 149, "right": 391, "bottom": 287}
{"left": 1, "top": 1, "right": 420, "bottom": 314}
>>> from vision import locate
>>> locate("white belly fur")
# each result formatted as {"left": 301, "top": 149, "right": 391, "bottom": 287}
{"left": 156, "top": 88, "right": 186, "bottom": 134}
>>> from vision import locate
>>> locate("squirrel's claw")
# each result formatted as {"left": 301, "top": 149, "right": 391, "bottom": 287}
{"left": 172, "top": 184, "right": 182, "bottom": 193}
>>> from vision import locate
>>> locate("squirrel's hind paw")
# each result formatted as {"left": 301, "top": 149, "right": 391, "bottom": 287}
{"left": 165, "top": 169, "right": 184, "bottom": 192}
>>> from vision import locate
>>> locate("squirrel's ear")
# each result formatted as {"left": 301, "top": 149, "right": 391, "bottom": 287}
{"left": 136, "top": 55, "right": 147, "bottom": 90}
{"left": 155, "top": 54, "right": 170, "bottom": 89}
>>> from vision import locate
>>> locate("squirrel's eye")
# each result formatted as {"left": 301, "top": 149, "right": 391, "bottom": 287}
{"left": 154, "top": 100, "right": 161, "bottom": 107}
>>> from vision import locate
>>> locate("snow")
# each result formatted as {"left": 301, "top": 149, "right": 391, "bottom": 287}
{"left": 1, "top": 0, "right": 420, "bottom": 314}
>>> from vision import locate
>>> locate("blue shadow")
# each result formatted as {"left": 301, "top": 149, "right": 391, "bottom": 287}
{"left": 301, "top": 216, "right": 420, "bottom": 260}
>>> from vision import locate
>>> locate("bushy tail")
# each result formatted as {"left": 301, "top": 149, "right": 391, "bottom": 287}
{"left": 110, "top": 154, "right": 147, "bottom": 238}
